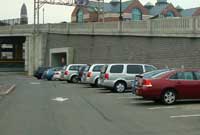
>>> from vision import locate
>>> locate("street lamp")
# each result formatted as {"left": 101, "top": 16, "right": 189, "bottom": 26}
{"left": 119, "top": 0, "right": 123, "bottom": 21}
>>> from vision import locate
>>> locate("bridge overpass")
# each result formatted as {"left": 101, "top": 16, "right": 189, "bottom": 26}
{"left": 0, "top": 16, "right": 200, "bottom": 75}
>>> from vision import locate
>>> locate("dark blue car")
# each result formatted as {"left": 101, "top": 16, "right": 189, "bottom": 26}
{"left": 46, "top": 67, "right": 63, "bottom": 81}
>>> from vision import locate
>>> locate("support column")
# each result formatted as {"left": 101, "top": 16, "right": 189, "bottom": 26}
{"left": 27, "top": 33, "right": 47, "bottom": 75}
{"left": 14, "top": 44, "right": 23, "bottom": 60}
{"left": 28, "top": 35, "right": 34, "bottom": 75}
{"left": 24, "top": 37, "right": 29, "bottom": 72}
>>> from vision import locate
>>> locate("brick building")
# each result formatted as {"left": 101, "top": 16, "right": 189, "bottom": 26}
{"left": 71, "top": 0, "right": 200, "bottom": 23}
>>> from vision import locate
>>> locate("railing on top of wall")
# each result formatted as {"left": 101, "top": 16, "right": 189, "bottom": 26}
{"left": 1, "top": 16, "right": 200, "bottom": 36}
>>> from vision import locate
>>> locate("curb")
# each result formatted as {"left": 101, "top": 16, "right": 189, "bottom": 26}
{"left": 0, "top": 84, "right": 16, "bottom": 96}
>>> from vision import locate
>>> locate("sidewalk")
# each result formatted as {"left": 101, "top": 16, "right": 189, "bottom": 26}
{"left": 0, "top": 84, "right": 16, "bottom": 95}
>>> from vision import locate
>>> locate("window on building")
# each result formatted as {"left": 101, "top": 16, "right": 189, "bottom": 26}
{"left": 132, "top": 8, "right": 142, "bottom": 21}
{"left": 77, "top": 9, "right": 84, "bottom": 23}
{"left": 166, "top": 11, "right": 174, "bottom": 17}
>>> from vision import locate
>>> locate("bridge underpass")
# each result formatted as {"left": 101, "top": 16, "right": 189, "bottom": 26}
{"left": 0, "top": 36, "right": 25, "bottom": 72}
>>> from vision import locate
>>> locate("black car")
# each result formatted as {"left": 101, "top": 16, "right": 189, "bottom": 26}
{"left": 34, "top": 67, "right": 50, "bottom": 79}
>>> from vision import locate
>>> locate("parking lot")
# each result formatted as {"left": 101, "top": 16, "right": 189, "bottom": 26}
{"left": 0, "top": 72, "right": 199, "bottom": 135}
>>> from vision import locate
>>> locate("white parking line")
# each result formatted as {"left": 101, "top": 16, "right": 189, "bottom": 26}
{"left": 130, "top": 101, "right": 153, "bottom": 104}
{"left": 170, "top": 114, "right": 200, "bottom": 118}
{"left": 30, "top": 82, "right": 41, "bottom": 85}
{"left": 117, "top": 97, "right": 135, "bottom": 99}
{"left": 148, "top": 106, "right": 177, "bottom": 110}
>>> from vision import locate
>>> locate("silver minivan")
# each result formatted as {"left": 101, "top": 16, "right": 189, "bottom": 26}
{"left": 64, "top": 64, "right": 87, "bottom": 83}
{"left": 82, "top": 64, "right": 105, "bottom": 87}
{"left": 99, "top": 64, "right": 157, "bottom": 93}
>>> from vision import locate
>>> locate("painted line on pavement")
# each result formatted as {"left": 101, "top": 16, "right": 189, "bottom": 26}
{"left": 52, "top": 97, "right": 69, "bottom": 102}
{"left": 170, "top": 114, "right": 200, "bottom": 118}
{"left": 0, "top": 84, "right": 16, "bottom": 95}
{"left": 148, "top": 106, "right": 177, "bottom": 110}
{"left": 30, "top": 82, "right": 41, "bottom": 85}
{"left": 117, "top": 97, "right": 135, "bottom": 99}
{"left": 130, "top": 101, "right": 153, "bottom": 104}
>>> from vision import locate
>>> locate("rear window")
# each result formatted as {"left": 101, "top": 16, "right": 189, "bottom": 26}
{"left": 110, "top": 65, "right": 123, "bottom": 73}
{"left": 69, "top": 66, "right": 80, "bottom": 71}
{"left": 101, "top": 65, "right": 108, "bottom": 73}
{"left": 194, "top": 72, "right": 200, "bottom": 80}
{"left": 93, "top": 65, "right": 104, "bottom": 72}
{"left": 84, "top": 66, "right": 90, "bottom": 72}
{"left": 145, "top": 65, "right": 157, "bottom": 72}
{"left": 143, "top": 69, "right": 170, "bottom": 78}
{"left": 151, "top": 71, "right": 171, "bottom": 78}
{"left": 127, "top": 65, "right": 143, "bottom": 74}
{"left": 79, "top": 66, "right": 87, "bottom": 72}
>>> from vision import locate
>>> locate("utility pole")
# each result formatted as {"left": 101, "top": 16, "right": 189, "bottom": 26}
{"left": 43, "top": 8, "right": 45, "bottom": 24}
{"left": 119, "top": 0, "right": 123, "bottom": 21}
{"left": 102, "top": 0, "right": 104, "bottom": 22}
{"left": 97, "top": 0, "right": 100, "bottom": 22}
{"left": 34, "top": 0, "right": 36, "bottom": 33}
{"left": 37, "top": 0, "right": 40, "bottom": 30}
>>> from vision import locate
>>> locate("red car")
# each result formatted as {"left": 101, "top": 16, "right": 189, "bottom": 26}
{"left": 135, "top": 69, "right": 200, "bottom": 104}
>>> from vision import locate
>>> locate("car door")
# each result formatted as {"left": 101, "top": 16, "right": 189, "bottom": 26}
{"left": 109, "top": 65, "right": 124, "bottom": 81}
{"left": 193, "top": 71, "right": 200, "bottom": 99}
{"left": 173, "top": 71, "right": 196, "bottom": 99}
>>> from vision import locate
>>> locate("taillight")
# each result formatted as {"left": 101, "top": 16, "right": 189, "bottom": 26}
{"left": 55, "top": 72, "right": 59, "bottom": 75}
{"left": 65, "top": 71, "right": 69, "bottom": 75}
{"left": 143, "top": 79, "right": 152, "bottom": 87}
{"left": 87, "top": 72, "right": 93, "bottom": 77}
{"left": 104, "top": 73, "right": 109, "bottom": 80}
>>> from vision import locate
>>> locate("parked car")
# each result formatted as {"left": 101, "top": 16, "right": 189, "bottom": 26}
{"left": 46, "top": 67, "right": 63, "bottom": 81}
{"left": 34, "top": 66, "right": 50, "bottom": 79}
{"left": 135, "top": 69, "right": 200, "bottom": 105}
{"left": 52, "top": 65, "right": 68, "bottom": 81}
{"left": 82, "top": 64, "right": 105, "bottom": 87}
{"left": 81, "top": 65, "right": 91, "bottom": 83}
{"left": 78, "top": 65, "right": 90, "bottom": 82}
{"left": 99, "top": 64, "right": 157, "bottom": 93}
{"left": 64, "top": 64, "right": 87, "bottom": 83}
{"left": 132, "top": 69, "right": 172, "bottom": 94}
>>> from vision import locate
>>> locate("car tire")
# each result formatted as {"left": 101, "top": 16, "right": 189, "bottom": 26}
{"left": 114, "top": 81, "right": 126, "bottom": 93}
{"left": 161, "top": 89, "right": 176, "bottom": 105}
{"left": 71, "top": 76, "right": 78, "bottom": 83}
{"left": 95, "top": 78, "right": 99, "bottom": 87}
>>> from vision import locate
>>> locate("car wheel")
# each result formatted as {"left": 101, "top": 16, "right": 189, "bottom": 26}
{"left": 71, "top": 76, "right": 78, "bottom": 83}
{"left": 114, "top": 81, "right": 126, "bottom": 93}
{"left": 162, "top": 89, "right": 176, "bottom": 105}
{"left": 95, "top": 78, "right": 99, "bottom": 87}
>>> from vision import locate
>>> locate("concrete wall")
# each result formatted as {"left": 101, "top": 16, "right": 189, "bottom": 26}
{"left": 45, "top": 34, "right": 200, "bottom": 68}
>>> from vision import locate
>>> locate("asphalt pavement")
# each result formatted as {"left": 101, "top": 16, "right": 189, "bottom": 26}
{"left": 0, "top": 72, "right": 200, "bottom": 135}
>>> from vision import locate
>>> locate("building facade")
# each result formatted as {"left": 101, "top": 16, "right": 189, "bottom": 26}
{"left": 71, "top": 0, "right": 200, "bottom": 23}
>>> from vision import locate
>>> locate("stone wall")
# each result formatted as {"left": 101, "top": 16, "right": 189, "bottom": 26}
{"left": 45, "top": 34, "right": 200, "bottom": 68}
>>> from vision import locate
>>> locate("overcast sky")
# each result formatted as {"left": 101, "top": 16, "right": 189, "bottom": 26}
{"left": 0, "top": 0, "right": 199, "bottom": 24}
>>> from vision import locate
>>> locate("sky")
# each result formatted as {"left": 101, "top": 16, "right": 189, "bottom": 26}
{"left": 0, "top": 0, "right": 200, "bottom": 24}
